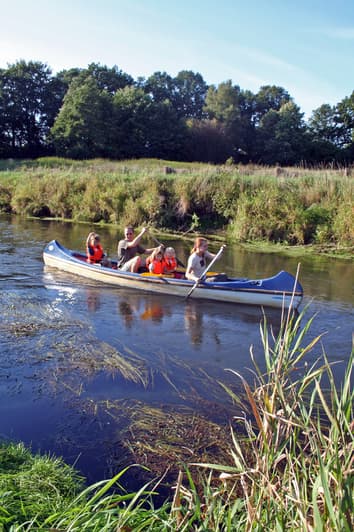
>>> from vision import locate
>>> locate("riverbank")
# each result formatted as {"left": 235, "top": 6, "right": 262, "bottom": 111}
{"left": 0, "top": 158, "right": 353, "bottom": 259}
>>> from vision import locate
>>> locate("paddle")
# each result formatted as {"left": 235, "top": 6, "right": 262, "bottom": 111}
{"left": 186, "top": 245, "right": 226, "bottom": 299}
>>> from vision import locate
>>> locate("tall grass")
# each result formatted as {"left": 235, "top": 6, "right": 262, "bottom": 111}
{"left": 174, "top": 305, "right": 354, "bottom": 531}
{"left": 0, "top": 158, "right": 352, "bottom": 248}
{"left": 2, "top": 303, "right": 353, "bottom": 530}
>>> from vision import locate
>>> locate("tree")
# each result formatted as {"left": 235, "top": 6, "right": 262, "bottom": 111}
{"left": 110, "top": 86, "right": 186, "bottom": 160}
{"left": 336, "top": 92, "right": 354, "bottom": 146}
{"left": 50, "top": 76, "right": 112, "bottom": 158}
{"left": 173, "top": 70, "right": 208, "bottom": 119}
{"left": 204, "top": 80, "right": 254, "bottom": 162}
{"left": 142, "top": 70, "right": 208, "bottom": 120}
{"left": 185, "top": 118, "right": 230, "bottom": 163}
{"left": 86, "top": 63, "right": 134, "bottom": 94}
{"left": 254, "top": 85, "right": 292, "bottom": 124}
{"left": 256, "top": 102, "right": 307, "bottom": 165}
{"left": 143, "top": 71, "right": 175, "bottom": 104}
{"left": 0, "top": 60, "right": 60, "bottom": 157}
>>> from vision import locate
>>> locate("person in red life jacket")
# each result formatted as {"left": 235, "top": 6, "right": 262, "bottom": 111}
{"left": 162, "top": 247, "right": 177, "bottom": 274}
{"left": 146, "top": 246, "right": 165, "bottom": 274}
{"left": 86, "top": 232, "right": 110, "bottom": 266}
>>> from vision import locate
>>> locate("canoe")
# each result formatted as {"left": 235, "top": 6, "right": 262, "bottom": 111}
{"left": 43, "top": 240, "right": 303, "bottom": 309}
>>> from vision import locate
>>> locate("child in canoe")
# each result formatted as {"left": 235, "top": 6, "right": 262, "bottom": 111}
{"left": 86, "top": 232, "right": 110, "bottom": 267}
{"left": 146, "top": 246, "right": 178, "bottom": 275}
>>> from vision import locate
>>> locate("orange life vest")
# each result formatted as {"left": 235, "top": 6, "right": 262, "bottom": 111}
{"left": 87, "top": 243, "right": 104, "bottom": 263}
{"left": 149, "top": 258, "right": 164, "bottom": 274}
{"left": 162, "top": 257, "right": 177, "bottom": 273}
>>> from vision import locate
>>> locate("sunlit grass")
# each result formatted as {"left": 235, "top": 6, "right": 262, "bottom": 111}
{"left": 0, "top": 158, "right": 352, "bottom": 248}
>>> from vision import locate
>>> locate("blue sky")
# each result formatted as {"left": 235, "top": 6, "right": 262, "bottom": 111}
{"left": 1, "top": 0, "right": 354, "bottom": 118}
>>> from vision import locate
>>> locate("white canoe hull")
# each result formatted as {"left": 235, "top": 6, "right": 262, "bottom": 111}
{"left": 43, "top": 240, "right": 303, "bottom": 309}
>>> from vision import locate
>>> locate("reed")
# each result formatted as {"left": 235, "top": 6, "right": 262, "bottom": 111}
{"left": 178, "top": 304, "right": 354, "bottom": 531}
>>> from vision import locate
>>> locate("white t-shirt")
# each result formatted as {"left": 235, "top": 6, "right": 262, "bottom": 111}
{"left": 186, "top": 251, "right": 213, "bottom": 279}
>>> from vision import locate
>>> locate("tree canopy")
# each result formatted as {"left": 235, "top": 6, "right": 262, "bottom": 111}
{"left": 0, "top": 60, "right": 353, "bottom": 164}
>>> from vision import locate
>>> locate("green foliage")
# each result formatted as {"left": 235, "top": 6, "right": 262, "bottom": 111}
{"left": 1, "top": 61, "right": 354, "bottom": 163}
{"left": 333, "top": 199, "right": 354, "bottom": 244}
{"left": 302, "top": 204, "right": 333, "bottom": 243}
{"left": 178, "top": 305, "right": 354, "bottom": 530}
{"left": 50, "top": 76, "right": 113, "bottom": 159}
{"left": 0, "top": 442, "right": 83, "bottom": 529}
{"left": 227, "top": 181, "right": 306, "bottom": 244}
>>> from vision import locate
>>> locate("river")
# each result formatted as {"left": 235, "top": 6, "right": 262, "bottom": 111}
{"left": 0, "top": 215, "right": 352, "bottom": 485}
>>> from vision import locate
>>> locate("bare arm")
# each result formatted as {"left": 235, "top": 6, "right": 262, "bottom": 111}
{"left": 126, "top": 227, "right": 148, "bottom": 248}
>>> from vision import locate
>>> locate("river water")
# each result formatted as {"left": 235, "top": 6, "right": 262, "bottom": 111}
{"left": 0, "top": 215, "right": 353, "bottom": 484}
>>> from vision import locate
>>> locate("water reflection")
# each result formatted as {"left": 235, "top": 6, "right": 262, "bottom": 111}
{"left": 86, "top": 290, "right": 101, "bottom": 312}
{"left": 140, "top": 301, "right": 167, "bottom": 322}
{"left": 184, "top": 301, "right": 204, "bottom": 345}
{"left": 118, "top": 298, "right": 168, "bottom": 326}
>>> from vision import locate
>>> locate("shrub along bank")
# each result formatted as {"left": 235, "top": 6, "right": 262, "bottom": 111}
{"left": 0, "top": 158, "right": 353, "bottom": 251}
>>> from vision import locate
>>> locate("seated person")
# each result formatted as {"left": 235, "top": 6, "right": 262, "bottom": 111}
{"left": 117, "top": 225, "right": 159, "bottom": 272}
{"left": 185, "top": 237, "right": 217, "bottom": 281}
{"left": 146, "top": 246, "right": 165, "bottom": 274}
{"left": 86, "top": 232, "right": 110, "bottom": 266}
{"left": 162, "top": 247, "right": 178, "bottom": 274}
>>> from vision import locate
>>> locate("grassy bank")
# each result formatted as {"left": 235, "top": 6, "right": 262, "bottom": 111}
{"left": 0, "top": 158, "right": 353, "bottom": 255}
{"left": 1, "top": 307, "right": 353, "bottom": 531}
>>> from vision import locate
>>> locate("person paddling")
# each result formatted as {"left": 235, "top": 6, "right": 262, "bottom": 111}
{"left": 117, "top": 225, "right": 160, "bottom": 272}
{"left": 185, "top": 237, "right": 217, "bottom": 281}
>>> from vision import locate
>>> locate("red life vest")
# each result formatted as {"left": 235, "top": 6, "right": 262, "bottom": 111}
{"left": 87, "top": 243, "right": 104, "bottom": 263}
{"left": 162, "top": 257, "right": 177, "bottom": 273}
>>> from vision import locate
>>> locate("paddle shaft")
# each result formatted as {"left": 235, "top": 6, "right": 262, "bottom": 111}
{"left": 186, "top": 246, "right": 225, "bottom": 299}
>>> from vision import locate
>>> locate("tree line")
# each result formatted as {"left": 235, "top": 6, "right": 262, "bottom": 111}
{"left": 1, "top": 60, "right": 353, "bottom": 165}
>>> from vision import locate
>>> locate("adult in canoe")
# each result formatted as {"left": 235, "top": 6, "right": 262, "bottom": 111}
{"left": 186, "top": 237, "right": 225, "bottom": 282}
{"left": 117, "top": 225, "right": 161, "bottom": 272}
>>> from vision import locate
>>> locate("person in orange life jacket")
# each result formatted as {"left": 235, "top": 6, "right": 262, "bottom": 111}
{"left": 86, "top": 232, "right": 110, "bottom": 266}
{"left": 146, "top": 246, "right": 165, "bottom": 274}
{"left": 162, "top": 247, "right": 177, "bottom": 274}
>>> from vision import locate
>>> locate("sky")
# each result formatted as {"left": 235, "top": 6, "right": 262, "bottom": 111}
{"left": 1, "top": 0, "right": 354, "bottom": 118}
